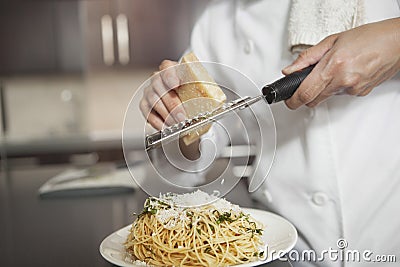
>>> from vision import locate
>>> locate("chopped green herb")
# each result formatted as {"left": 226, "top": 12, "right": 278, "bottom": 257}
{"left": 186, "top": 211, "right": 194, "bottom": 217}
{"left": 216, "top": 212, "right": 234, "bottom": 224}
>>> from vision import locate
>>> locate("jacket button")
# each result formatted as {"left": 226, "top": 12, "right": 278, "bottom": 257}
{"left": 244, "top": 39, "right": 254, "bottom": 54}
{"left": 312, "top": 192, "right": 328, "bottom": 206}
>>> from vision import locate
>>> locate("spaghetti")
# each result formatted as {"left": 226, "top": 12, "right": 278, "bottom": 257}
{"left": 125, "top": 191, "right": 266, "bottom": 266}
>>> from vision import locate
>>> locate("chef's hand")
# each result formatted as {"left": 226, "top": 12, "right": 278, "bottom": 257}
{"left": 140, "top": 60, "right": 199, "bottom": 158}
{"left": 283, "top": 18, "right": 400, "bottom": 110}
{"left": 139, "top": 60, "right": 186, "bottom": 130}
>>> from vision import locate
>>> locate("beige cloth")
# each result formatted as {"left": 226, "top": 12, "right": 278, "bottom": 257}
{"left": 288, "top": 0, "right": 365, "bottom": 54}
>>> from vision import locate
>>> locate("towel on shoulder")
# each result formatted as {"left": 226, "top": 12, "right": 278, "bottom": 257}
{"left": 288, "top": 0, "right": 364, "bottom": 54}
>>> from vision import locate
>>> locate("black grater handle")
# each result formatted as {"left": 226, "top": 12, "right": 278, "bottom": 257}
{"left": 262, "top": 64, "right": 315, "bottom": 104}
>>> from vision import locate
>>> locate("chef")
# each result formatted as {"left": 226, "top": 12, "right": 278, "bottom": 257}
{"left": 139, "top": 0, "right": 400, "bottom": 266}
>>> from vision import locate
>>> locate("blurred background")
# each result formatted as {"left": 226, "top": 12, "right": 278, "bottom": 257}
{"left": 0, "top": 0, "right": 209, "bottom": 167}
{"left": 0, "top": 2, "right": 291, "bottom": 266}
{"left": 0, "top": 1, "right": 214, "bottom": 266}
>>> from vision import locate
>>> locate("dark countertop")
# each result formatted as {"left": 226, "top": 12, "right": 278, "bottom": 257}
{"left": 0, "top": 163, "right": 291, "bottom": 267}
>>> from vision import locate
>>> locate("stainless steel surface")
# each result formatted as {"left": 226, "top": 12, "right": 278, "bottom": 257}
{"left": 145, "top": 95, "right": 264, "bottom": 150}
{"left": 0, "top": 163, "right": 291, "bottom": 267}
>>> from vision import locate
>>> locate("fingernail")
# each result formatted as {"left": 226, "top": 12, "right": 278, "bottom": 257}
{"left": 165, "top": 116, "right": 175, "bottom": 126}
{"left": 176, "top": 112, "right": 186, "bottom": 122}
{"left": 166, "top": 75, "right": 179, "bottom": 89}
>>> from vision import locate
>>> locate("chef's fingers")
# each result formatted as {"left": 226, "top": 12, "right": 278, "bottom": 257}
{"left": 355, "top": 74, "right": 388, "bottom": 97}
{"left": 139, "top": 98, "right": 164, "bottom": 130}
{"left": 282, "top": 34, "right": 338, "bottom": 75}
{"left": 307, "top": 84, "right": 373, "bottom": 107}
{"left": 147, "top": 110, "right": 165, "bottom": 131}
{"left": 355, "top": 66, "right": 398, "bottom": 97}
{"left": 306, "top": 95, "right": 330, "bottom": 108}
{"left": 150, "top": 72, "right": 184, "bottom": 125}
{"left": 354, "top": 78, "right": 382, "bottom": 97}
{"left": 357, "top": 86, "right": 374, "bottom": 97}
{"left": 139, "top": 97, "right": 150, "bottom": 117}
{"left": 304, "top": 71, "right": 364, "bottom": 107}
{"left": 159, "top": 60, "right": 180, "bottom": 89}
{"left": 304, "top": 68, "right": 373, "bottom": 106}
{"left": 159, "top": 59, "right": 178, "bottom": 70}
{"left": 145, "top": 85, "right": 175, "bottom": 126}
{"left": 144, "top": 81, "right": 170, "bottom": 123}
{"left": 285, "top": 57, "right": 333, "bottom": 109}
{"left": 158, "top": 61, "right": 187, "bottom": 121}
{"left": 305, "top": 82, "right": 340, "bottom": 107}
{"left": 161, "top": 90, "right": 186, "bottom": 122}
{"left": 302, "top": 70, "right": 379, "bottom": 107}
{"left": 152, "top": 72, "right": 185, "bottom": 120}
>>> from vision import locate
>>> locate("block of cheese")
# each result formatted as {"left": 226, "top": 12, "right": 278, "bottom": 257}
{"left": 176, "top": 52, "right": 226, "bottom": 145}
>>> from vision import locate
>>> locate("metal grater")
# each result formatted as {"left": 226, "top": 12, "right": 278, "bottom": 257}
{"left": 145, "top": 65, "right": 315, "bottom": 151}
{"left": 145, "top": 95, "right": 264, "bottom": 150}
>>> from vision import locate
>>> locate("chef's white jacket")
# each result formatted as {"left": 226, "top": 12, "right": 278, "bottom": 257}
{"left": 188, "top": 0, "right": 400, "bottom": 266}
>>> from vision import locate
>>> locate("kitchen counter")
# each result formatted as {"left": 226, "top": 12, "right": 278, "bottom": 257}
{"left": 0, "top": 163, "right": 292, "bottom": 267}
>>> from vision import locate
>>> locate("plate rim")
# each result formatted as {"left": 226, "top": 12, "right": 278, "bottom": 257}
{"left": 99, "top": 208, "right": 297, "bottom": 267}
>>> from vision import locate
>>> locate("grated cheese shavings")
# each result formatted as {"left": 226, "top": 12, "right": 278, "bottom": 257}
{"left": 147, "top": 190, "right": 242, "bottom": 229}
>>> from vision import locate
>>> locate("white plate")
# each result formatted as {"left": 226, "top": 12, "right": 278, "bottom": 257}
{"left": 100, "top": 208, "right": 297, "bottom": 266}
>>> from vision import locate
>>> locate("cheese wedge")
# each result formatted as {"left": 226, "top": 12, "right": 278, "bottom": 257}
{"left": 176, "top": 52, "right": 226, "bottom": 145}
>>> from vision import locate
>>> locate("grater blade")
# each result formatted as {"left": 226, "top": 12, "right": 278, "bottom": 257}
{"left": 145, "top": 95, "right": 264, "bottom": 150}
